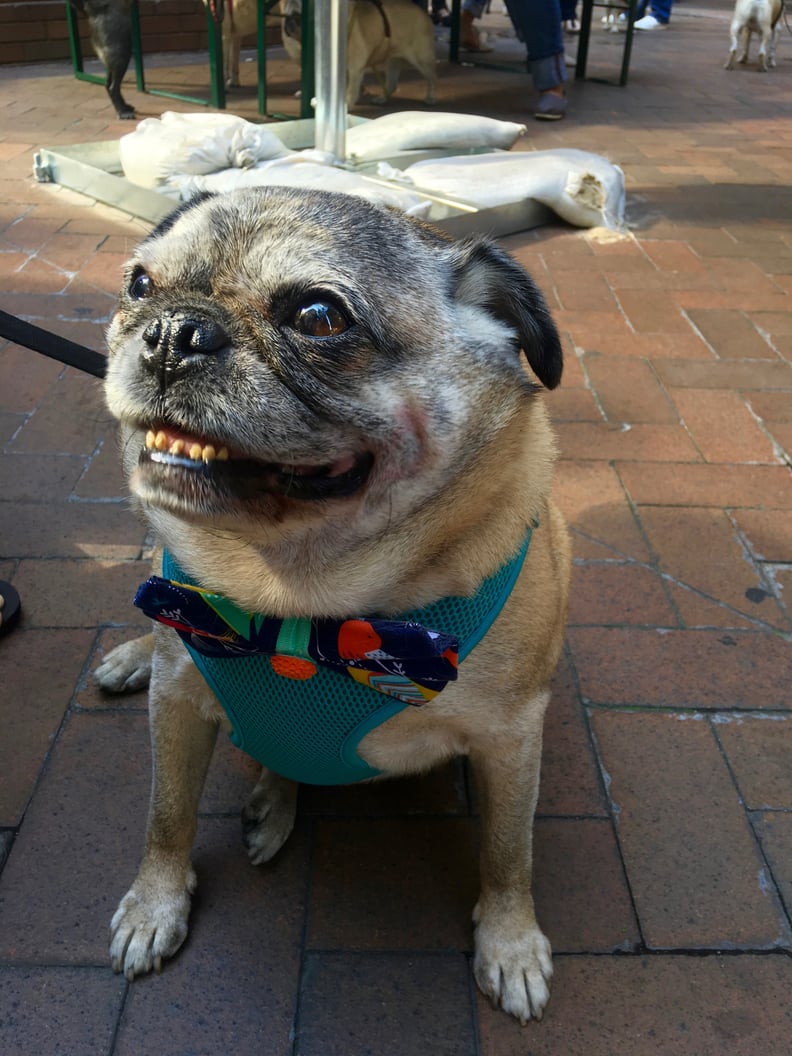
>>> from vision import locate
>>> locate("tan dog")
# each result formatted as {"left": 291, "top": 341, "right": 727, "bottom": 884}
{"left": 283, "top": 0, "right": 436, "bottom": 106}
{"left": 212, "top": 0, "right": 436, "bottom": 105}
{"left": 96, "top": 187, "right": 570, "bottom": 1024}
{"left": 725, "top": 0, "right": 784, "bottom": 71}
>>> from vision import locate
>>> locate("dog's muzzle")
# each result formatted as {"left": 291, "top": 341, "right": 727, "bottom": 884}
{"left": 141, "top": 312, "right": 229, "bottom": 383}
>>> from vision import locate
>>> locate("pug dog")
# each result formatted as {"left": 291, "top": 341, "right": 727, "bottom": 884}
{"left": 96, "top": 186, "right": 570, "bottom": 1024}
{"left": 280, "top": 0, "right": 437, "bottom": 107}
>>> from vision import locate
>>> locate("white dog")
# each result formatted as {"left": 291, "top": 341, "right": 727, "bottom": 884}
{"left": 725, "top": 0, "right": 784, "bottom": 71}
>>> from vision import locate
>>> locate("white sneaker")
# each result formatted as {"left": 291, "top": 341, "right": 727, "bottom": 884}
{"left": 634, "top": 14, "right": 667, "bottom": 29}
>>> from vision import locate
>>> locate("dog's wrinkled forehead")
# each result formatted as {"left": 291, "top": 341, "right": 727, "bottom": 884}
{"left": 137, "top": 188, "right": 441, "bottom": 302}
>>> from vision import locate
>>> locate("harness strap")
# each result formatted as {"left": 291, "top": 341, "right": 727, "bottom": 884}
{"left": 356, "top": 0, "right": 392, "bottom": 38}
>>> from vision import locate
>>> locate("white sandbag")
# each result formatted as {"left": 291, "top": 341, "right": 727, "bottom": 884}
{"left": 385, "top": 149, "right": 625, "bottom": 229}
{"left": 119, "top": 111, "right": 293, "bottom": 189}
{"left": 171, "top": 156, "right": 434, "bottom": 218}
{"left": 344, "top": 111, "right": 526, "bottom": 162}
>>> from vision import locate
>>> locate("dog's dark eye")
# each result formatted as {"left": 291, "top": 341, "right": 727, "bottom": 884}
{"left": 292, "top": 300, "right": 348, "bottom": 338}
{"left": 129, "top": 269, "right": 154, "bottom": 300}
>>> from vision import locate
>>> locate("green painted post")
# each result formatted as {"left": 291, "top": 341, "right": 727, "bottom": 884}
{"left": 301, "top": 0, "right": 315, "bottom": 120}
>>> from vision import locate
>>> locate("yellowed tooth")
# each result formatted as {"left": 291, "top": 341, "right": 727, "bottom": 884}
{"left": 202, "top": 444, "right": 216, "bottom": 462}
{"left": 170, "top": 439, "right": 185, "bottom": 456}
{"left": 216, "top": 447, "right": 230, "bottom": 462}
{"left": 145, "top": 430, "right": 155, "bottom": 449}
{"left": 189, "top": 443, "right": 203, "bottom": 461}
{"left": 155, "top": 431, "right": 168, "bottom": 451}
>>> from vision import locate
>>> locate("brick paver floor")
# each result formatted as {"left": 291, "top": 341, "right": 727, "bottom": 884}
{"left": 1, "top": 2, "right": 790, "bottom": 1053}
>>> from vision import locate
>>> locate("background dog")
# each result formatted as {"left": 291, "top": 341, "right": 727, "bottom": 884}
{"left": 725, "top": 0, "right": 784, "bottom": 71}
{"left": 212, "top": 0, "right": 436, "bottom": 106}
{"left": 97, "top": 187, "right": 570, "bottom": 1024}
{"left": 69, "top": 0, "right": 135, "bottom": 118}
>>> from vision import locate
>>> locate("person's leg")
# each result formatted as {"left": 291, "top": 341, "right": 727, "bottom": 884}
{"left": 561, "top": 1, "right": 579, "bottom": 33}
{"left": 505, "top": 0, "right": 567, "bottom": 118}
{"left": 461, "top": 0, "right": 491, "bottom": 50}
{"left": 651, "top": 0, "right": 672, "bottom": 22}
{"left": 636, "top": 0, "right": 671, "bottom": 29}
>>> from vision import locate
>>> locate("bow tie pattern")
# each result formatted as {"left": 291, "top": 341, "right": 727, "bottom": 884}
{"left": 133, "top": 575, "right": 459, "bottom": 706}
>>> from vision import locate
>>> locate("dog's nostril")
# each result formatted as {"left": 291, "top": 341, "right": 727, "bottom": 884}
{"left": 170, "top": 318, "right": 229, "bottom": 357}
{"left": 142, "top": 320, "right": 162, "bottom": 348}
{"left": 140, "top": 314, "right": 230, "bottom": 382}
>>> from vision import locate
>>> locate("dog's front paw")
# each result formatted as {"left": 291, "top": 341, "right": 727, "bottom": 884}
{"left": 473, "top": 905, "right": 553, "bottom": 1024}
{"left": 94, "top": 635, "right": 153, "bottom": 693}
{"left": 110, "top": 872, "right": 195, "bottom": 980}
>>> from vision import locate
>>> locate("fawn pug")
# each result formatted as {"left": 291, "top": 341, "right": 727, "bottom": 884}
{"left": 97, "top": 187, "right": 570, "bottom": 1024}
{"left": 211, "top": 0, "right": 436, "bottom": 105}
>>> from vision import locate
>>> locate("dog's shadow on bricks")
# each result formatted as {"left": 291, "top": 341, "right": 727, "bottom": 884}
{"left": 627, "top": 183, "right": 792, "bottom": 228}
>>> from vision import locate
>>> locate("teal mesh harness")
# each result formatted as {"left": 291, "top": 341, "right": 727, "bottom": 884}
{"left": 160, "top": 530, "right": 532, "bottom": 785}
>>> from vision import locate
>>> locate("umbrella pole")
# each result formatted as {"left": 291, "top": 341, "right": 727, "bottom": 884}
{"left": 313, "top": 0, "right": 348, "bottom": 162}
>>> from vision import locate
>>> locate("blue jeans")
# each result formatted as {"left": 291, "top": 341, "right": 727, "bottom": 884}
{"left": 638, "top": 0, "right": 672, "bottom": 22}
{"left": 462, "top": 0, "right": 566, "bottom": 91}
{"left": 505, "top": 0, "right": 566, "bottom": 90}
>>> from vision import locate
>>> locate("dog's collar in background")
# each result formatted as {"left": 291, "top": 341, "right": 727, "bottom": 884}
{"left": 132, "top": 526, "right": 535, "bottom": 785}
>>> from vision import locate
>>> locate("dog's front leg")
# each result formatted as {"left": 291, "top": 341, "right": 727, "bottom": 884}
{"left": 471, "top": 691, "right": 552, "bottom": 1024}
{"left": 110, "top": 655, "right": 218, "bottom": 980}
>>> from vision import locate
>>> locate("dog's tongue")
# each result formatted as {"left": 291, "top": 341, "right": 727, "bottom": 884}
{"left": 322, "top": 453, "right": 357, "bottom": 477}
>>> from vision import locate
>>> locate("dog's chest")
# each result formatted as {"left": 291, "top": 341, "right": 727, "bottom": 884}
{"left": 150, "top": 537, "right": 532, "bottom": 784}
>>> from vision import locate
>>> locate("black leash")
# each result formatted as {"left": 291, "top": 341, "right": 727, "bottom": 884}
{"left": 0, "top": 308, "right": 106, "bottom": 379}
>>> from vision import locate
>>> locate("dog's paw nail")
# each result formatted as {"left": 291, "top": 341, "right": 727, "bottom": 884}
{"left": 154, "top": 955, "right": 162, "bottom": 974}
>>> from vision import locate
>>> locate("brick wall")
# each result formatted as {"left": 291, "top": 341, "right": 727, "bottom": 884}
{"left": 0, "top": 1, "right": 233, "bottom": 66}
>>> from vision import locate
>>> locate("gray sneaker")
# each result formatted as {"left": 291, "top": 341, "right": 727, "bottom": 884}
{"left": 534, "top": 91, "right": 567, "bottom": 121}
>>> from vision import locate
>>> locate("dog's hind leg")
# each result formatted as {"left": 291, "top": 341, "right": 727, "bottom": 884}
{"left": 223, "top": 26, "right": 242, "bottom": 87}
{"left": 725, "top": 17, "right": 741, "bottom": 68}
{"left": 384, "top": 58, "right": 401, "bottom": 100}
{"left": 346, "top": 62, "right": 367, "bottom": 107}
{"left": 767, "top": 23, "right": 779, "bottom": 67}
{"left": 738, "top": 26, "right": 752, "bottom": 63}
{"left": 242, "top": 768, "right": 298, "bottom": 865}
{"left": 758, "top": 21, "right": 776, "bottom": 70}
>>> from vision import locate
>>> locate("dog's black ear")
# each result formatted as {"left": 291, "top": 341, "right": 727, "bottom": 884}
{"left": 449, "top": 236, "right": 563, "bottom": 389}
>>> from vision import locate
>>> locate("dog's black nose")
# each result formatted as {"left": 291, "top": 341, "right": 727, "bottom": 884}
{"left": 142, "top": 313, "right": 229, "bottom": 381}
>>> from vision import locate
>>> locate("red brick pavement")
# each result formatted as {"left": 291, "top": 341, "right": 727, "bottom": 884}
{"left": 0, "top": 3, "right": 790, "bottom": 1054}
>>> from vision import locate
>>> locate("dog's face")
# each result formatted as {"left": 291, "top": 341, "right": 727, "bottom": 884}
{"left": 105, "top": 188, "right": 561, "bottom": 551}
